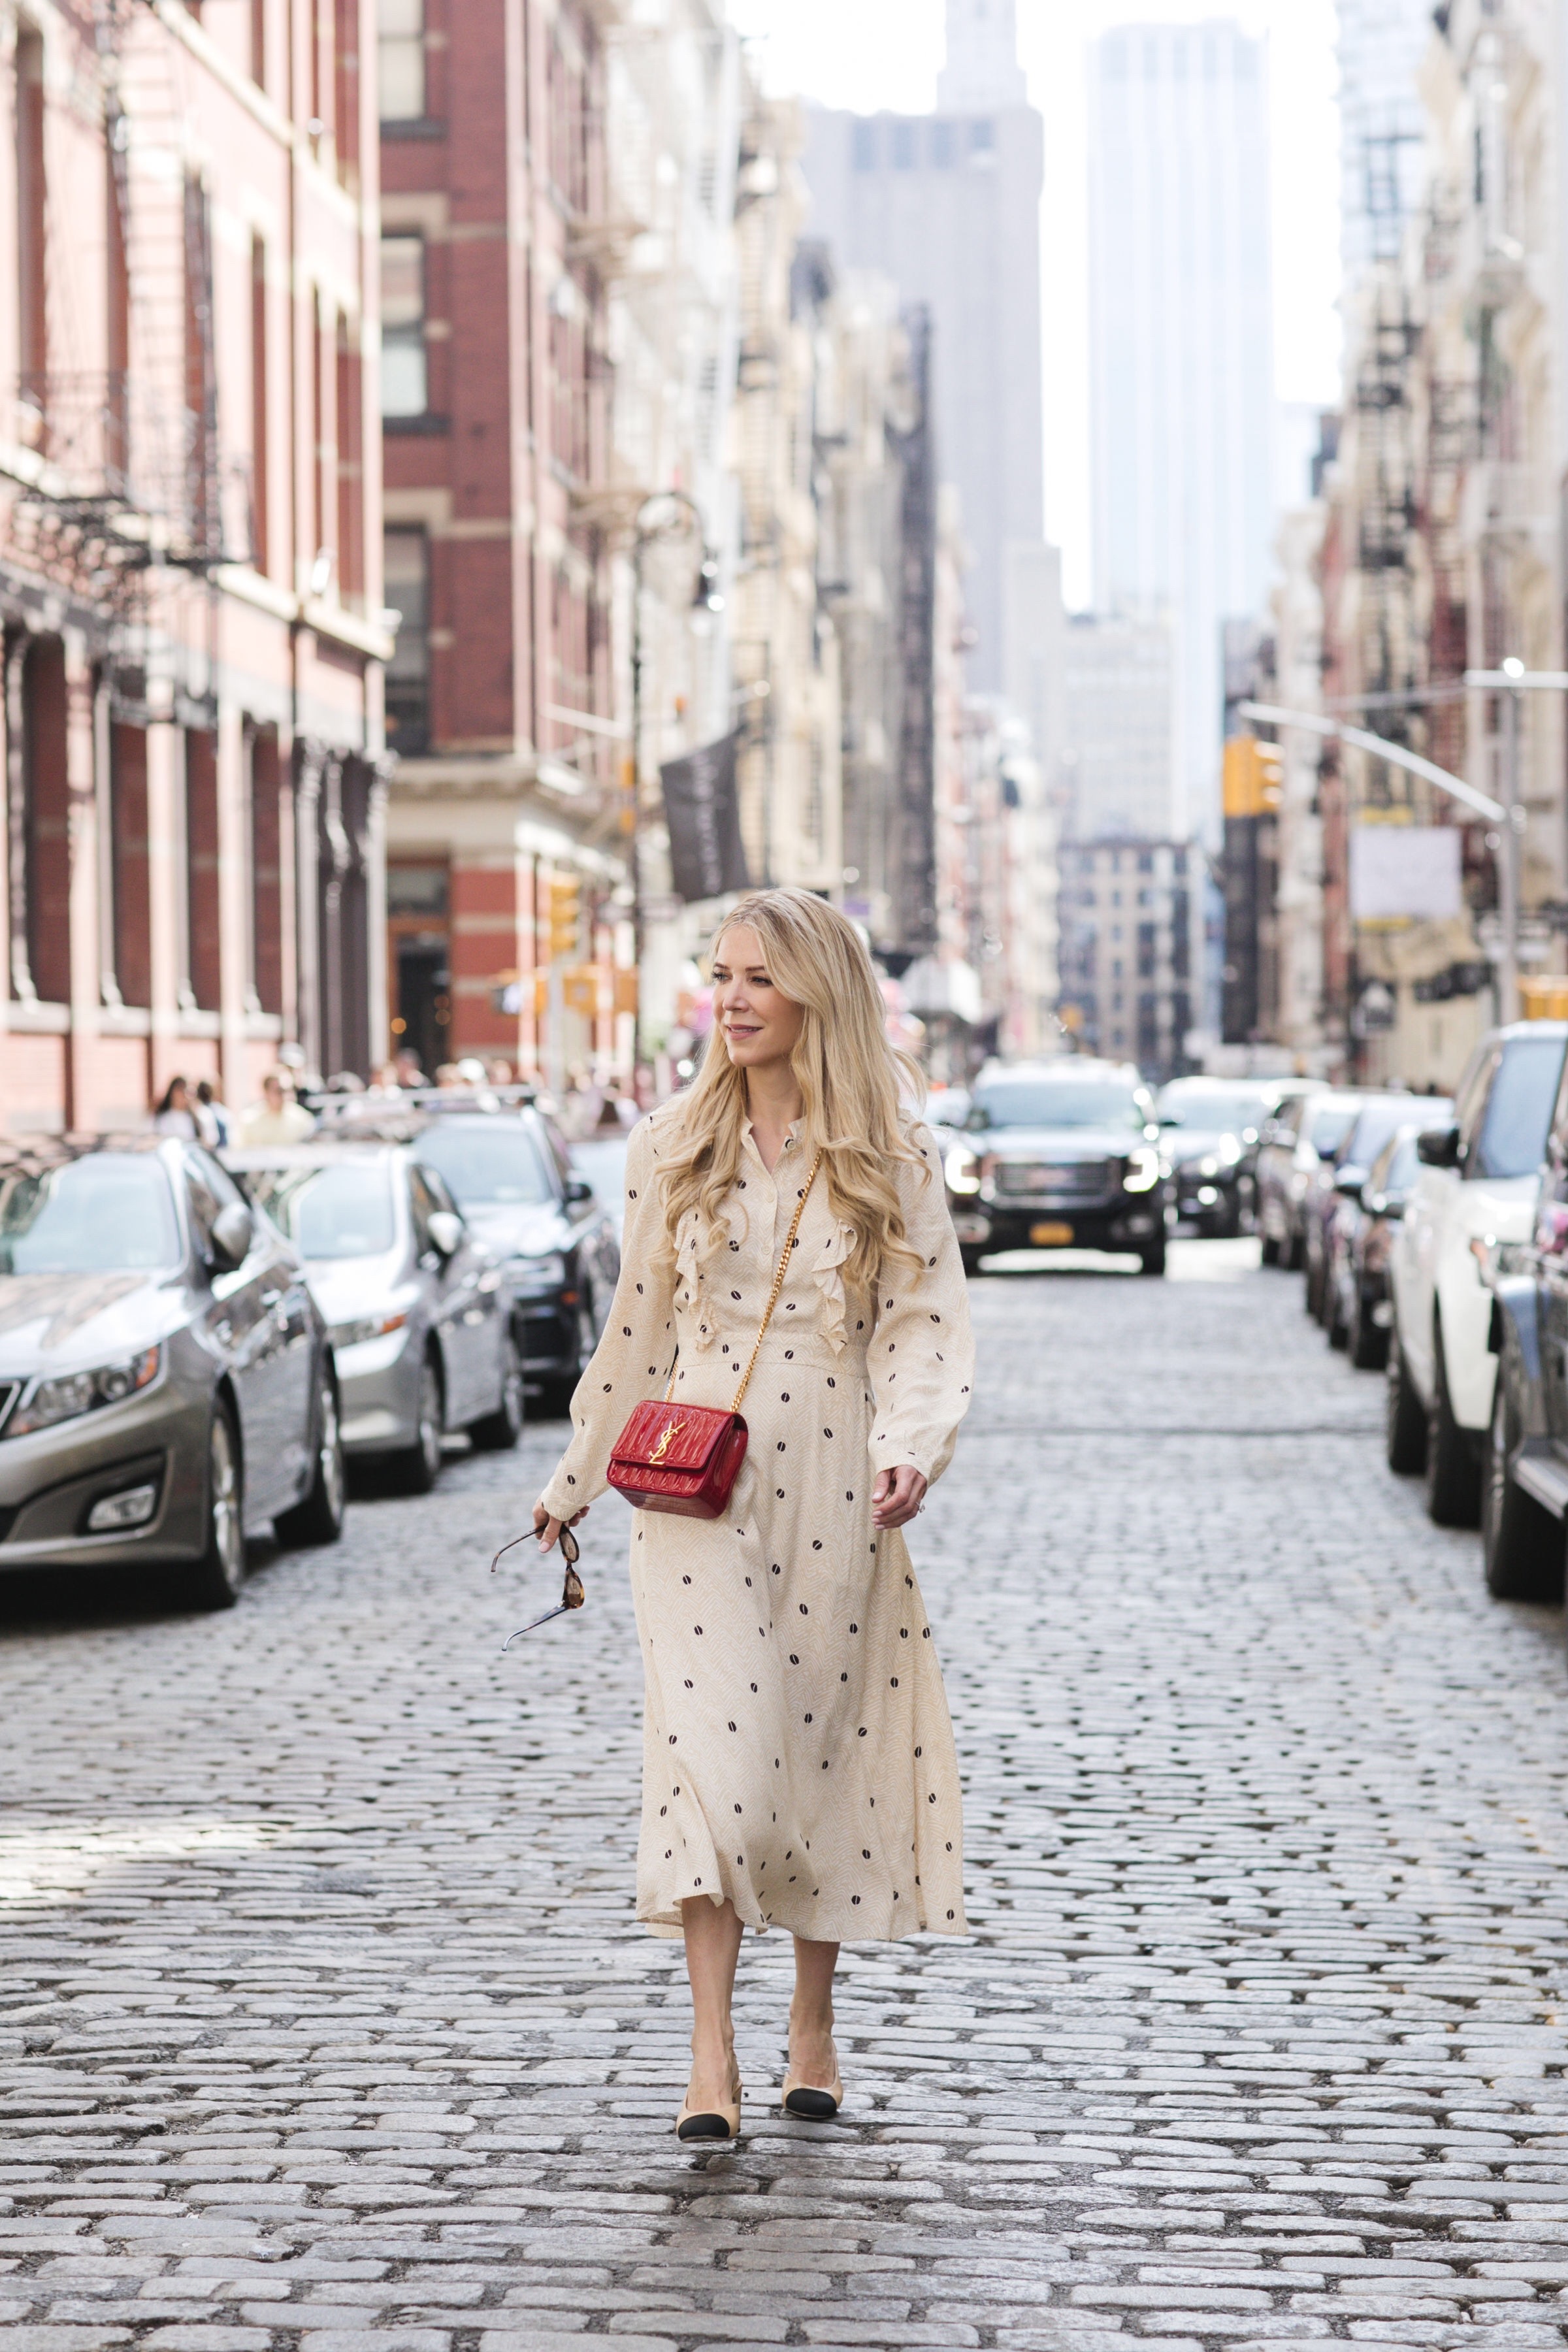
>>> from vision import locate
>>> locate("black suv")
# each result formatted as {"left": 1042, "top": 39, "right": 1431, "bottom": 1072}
{"left": 943, "top": 1062, "right": 1171, "bottom": 1276}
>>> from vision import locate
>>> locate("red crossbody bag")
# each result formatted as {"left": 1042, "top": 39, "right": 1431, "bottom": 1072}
{"left": 607, "top": 1149, "right": 823, "bottom": 1520}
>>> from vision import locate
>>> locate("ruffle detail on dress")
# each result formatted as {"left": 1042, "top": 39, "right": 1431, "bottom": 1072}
{"left": 674, "top": 1211, "right": 719, "bottom": 1351}
{"left": 811, "top": 1222, "right": 860, "bottom": 1357}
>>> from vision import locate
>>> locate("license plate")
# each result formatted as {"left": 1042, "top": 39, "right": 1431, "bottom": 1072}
{"left": 1030, "top": 1222, "right": 1075, "bottom": 1246}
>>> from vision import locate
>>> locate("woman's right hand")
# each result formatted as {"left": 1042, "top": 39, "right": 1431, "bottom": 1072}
{"left": 533, "top": 1499, "right": 587, "bottom": 1552}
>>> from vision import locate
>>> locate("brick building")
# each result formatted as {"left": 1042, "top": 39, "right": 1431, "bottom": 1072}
{"left": 1, "top": 0, "right": 388, "bottom": 1134}
{"left": 378, "top": 0, "right": 630, "bottom": 1084}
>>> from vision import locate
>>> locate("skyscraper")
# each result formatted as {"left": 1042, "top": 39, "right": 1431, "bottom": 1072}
{"left": 1088, "top": 20, "right": 1275, "bottom": 841}
{"left": 801, "top": 0, "right": 1045, "bottom": 701}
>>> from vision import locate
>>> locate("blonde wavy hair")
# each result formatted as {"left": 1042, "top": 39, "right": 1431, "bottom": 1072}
{"left": 656, "top": 887, "right": 930, "bottom": 1296}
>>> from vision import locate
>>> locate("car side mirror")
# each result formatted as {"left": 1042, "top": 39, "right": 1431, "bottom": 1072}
{"left": 564, "top": 1175, "right": 594, "bottom": 1207}
{"left": 427, "top": 1209, "right": 464, "bottom": 1258}
{"left": 1333, "top": 1170, "right": 1364, "bottom": 1202}
{"left": 210, "top": 1201, "right": 254, "bottom": 1270}
{"left": 1416, "top": 1125, "right": 1462, "bottom": 1168}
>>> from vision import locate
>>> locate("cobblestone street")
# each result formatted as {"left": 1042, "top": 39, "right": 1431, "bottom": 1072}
{"left": 5, "top": 1242, "right": 1568, "bottom": 2351}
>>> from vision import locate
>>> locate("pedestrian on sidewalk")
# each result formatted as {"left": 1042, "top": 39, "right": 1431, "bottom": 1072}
{"left": 531, "top": 886, "right": 973, "bottom": 2143}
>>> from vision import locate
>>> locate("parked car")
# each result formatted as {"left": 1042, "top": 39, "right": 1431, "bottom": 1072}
{"left": 1317, "top": 1094, "right": 1444, "bottom": 1336}
{"left": 1155, "top": 1079, "right": 1275, "bottom": 1235}
{"left": 568, "top": 1132, "right": 630, "bottom": 1244}
{"left": 1303, "top": 1094, "right": 1418, "bottom": 1320}
{"left": 1387, "top": 1020, "right": 1568, "bottom": 1526}
{"left": 229, "top": 1141, "right": 521, "bottom": 1490}
{"left": 943, "top": 1060, "right": 1170, "bottom": 1275}
{"left": 1324, "top": 1122, "right": 1438, "bottom": 1369}
{"left": 1480, "top": 1185, "right": 1568, "bottom": 1609}
{"left": 415, "top": 1110, "right": 620, "bottom": 1410}
{"left": 1256, "top": 1088, "right": 1350, "bottom": 1269}
{"left": 0, "top": 1135, "right": 342, "bottom": 1608}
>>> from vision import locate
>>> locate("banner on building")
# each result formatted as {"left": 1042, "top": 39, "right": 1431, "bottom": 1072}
{"left": 661, "top": 732, "right": 749, "bottom": 904}
{"left": 1350, "top": 824, "right": 1463, "bottom": 923}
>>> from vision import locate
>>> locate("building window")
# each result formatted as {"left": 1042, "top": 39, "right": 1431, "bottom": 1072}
{"left": 970, "top": 118, "right": 995, "bottom": 156}
{"left": 12, "top": 634, "right": 70, "bottom": 1004}
{"left": 184, "top": 728, "right": 221, "bottom": 1011}
{"left": 110, "top": 718, "right": 152, "bottom": 1009}
{"left": 250, "top": 724, "right": 282, "bottom": 1015}
{"left": 384, "top": 526, "right": 430, "bottom": 753}
{"left": 852, "top": 118, "right": 877, "bottom": 171}
{"left": 930, "top": 118, "right": 954, "bottom": 169}
{"left": 892, "top": 119, "right": 917, "bottom": 169}
{"left": 378, "top": 0, "right": 424, "bottom": 116}
{"left": 380, "top": 235, "right": 427, "bottom": 417}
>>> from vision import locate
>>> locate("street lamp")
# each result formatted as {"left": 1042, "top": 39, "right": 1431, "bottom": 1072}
{"left": 628, "top": 489, "right": 721, "bottom": 1086}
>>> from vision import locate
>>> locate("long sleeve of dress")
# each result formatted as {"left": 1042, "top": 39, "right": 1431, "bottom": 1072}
{"left": 537, "top": 1114, "right": 678, "bottom": 1520}
{"left": 866, "top": 1124, "right": 976, "bottom": 1488}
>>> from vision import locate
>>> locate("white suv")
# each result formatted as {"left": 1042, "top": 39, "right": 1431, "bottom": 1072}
{"left": 1387, "top": 1021, "right": 1568, "bottom": 1524}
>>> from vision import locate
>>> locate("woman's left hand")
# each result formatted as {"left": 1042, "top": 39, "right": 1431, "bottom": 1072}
{"left": 872, "top": 1464, "right": 928, "bottom": 1529}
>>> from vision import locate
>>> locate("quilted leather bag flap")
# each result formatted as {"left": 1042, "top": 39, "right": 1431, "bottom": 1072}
{"left": 610, "top": 1397, "right": 736, "bottom": 1479}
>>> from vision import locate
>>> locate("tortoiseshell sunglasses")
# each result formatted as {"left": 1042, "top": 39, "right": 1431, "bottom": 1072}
{"left": 493, "top": 1520, "right": 584, "bottom": 1650}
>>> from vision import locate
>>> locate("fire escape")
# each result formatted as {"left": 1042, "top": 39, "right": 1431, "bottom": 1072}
{"left": 5, "top": 0, "right": 242, "bottom": 636}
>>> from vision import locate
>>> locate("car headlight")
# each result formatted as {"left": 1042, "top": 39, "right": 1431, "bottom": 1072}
{"left": 329, "top": 1311, "right": 408, "bottom": 1349}
{"left": 1122, "top": 1147, "right": 1161, "bottom": 1194}
{"left": 945, "top": 1146, "right": 982, "bottom": 1197}
{"left": 7, "top": 1344, "right": 161, "bottom": 1437}
{"left": 1198, "top": 1155, "right": 1221, "bottom": 1179}
{"left": 1217, "top": 1134, "right": 1243, "bottom": 1166}
{"left": 509, "top": 1252, "right": 568, "bottom": 1296}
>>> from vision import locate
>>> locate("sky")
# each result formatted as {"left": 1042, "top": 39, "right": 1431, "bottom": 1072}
{"left": 729, "top": 0, "right": 1343, "bottom": 608}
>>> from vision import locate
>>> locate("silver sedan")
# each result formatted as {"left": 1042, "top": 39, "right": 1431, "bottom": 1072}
{"left": 228, "top": 1143, "right": 522, "bottom": 1489}
{"left": 0, "top": 1135, "right": 343, "bottom": 1608}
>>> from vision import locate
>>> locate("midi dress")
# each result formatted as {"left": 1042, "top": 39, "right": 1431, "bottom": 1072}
{"left": 537, "top": 1105, "right": 975, "bottom": 1944}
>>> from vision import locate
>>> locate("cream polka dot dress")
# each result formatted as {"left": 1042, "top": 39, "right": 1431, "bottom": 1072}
{"left": 538, "top": 1105, "right": 974, "bottom": 1943}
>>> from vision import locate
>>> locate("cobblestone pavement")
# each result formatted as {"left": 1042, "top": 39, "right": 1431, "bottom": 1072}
{"left": 4, "top": 1240, "right": 1568, "bottom": 2352}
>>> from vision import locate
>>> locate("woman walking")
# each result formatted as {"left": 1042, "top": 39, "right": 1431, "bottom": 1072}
{"left": 531, "top": 887, "right": 973, "bottom": 2141}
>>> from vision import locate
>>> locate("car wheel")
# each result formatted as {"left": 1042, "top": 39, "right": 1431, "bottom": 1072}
{"left": 1348, "top": 1285, "right": 1387, "bottom": 1373}
{"left": 183, "top": 1405, "right": 247, "bottom": 1610}
{"left": 1482, "top": 1375, "right": 1564, "bottom": 1601}
{"left": 1326, "top": 1266, "right": 1348, "bottom": 1349}
{"left": 1260, "top": 1233, "right": 1281, "bottom": 1267}
{"left": 1285, "top": 1226, "right": 1305, "bottom": 1272}
{"left": 275, "top": 1369, "right": 346, "bottom": 1546}
{"left": 470, "top": 1330, "right": 524, "bottom": 1452}
{"left": 1424, "top": 1326, "right": 1480, "bottom": 1528}
{"left": 1386, "top": 1333, "right": 1427, "bottom": 1475}
{"left": 1138, "top": 1237, "right": 1167, "bottom": 1277}
{"left": 391, "top": 1353, "right": 444, "bottom": 1494}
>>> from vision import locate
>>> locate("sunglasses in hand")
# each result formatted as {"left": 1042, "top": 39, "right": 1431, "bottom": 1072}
{"left": 493, "top": 1520, "right": 585, "bottom": 1650}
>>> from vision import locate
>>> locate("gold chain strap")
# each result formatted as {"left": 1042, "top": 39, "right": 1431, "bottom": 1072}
{"left": 663, "top": 1147, "right": 825, "bottom": 1413}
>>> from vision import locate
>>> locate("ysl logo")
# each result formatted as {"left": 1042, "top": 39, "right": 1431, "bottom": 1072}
{"left": 649, "top": 1418, "right": 686, "bottom": 1465}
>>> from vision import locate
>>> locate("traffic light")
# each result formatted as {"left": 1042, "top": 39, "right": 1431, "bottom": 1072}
{"left": 1223, "top": 736, "right": 1283, "bottom": 818}
{"left": 546, "top": 873, "right": 581, "bottom": 959}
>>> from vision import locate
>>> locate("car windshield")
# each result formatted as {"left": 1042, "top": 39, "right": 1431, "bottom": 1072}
{"left": 973, "top": 1081, "right": 1147, "bottom": 1132}
{"left": 1159, "top": 1090, "right": 1270, "bottom": 1135}
{"left": 570, "top": 1138, "right": 628, "bottom": 1205}
{"left": 416, "top": 1123, "right": 553, "bottom": 1208}
{"left": 1308, "top": 1103, "right": 1359, "bottom": 1155}
{"left": 1475, "top": 1035, "right": 1567, "bottom": 1179}
{"left": 0, "top": 1156, "right": 182, "bottom": 1275}
{"left": 248, "top": 1163, "right": 397, "bottom": 1258}
{"left": 1344, "top": 1098, "right": 1448, "bottom": 1169}
{"left": 1373, "top": 1133, "right": 1421, "bottom": 1196}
